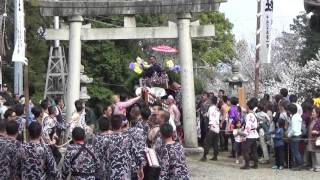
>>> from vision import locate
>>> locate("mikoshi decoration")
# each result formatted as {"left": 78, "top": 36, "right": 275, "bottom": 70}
{"left": 128, "top": 57, "right": 150, "bottom": 74}
{"left": 314, "top": 97, "right": 320, "bottom": 107}
{"left": 129, "top": 57, "right": 181, "bottom": 74}
{"left": 165, "top": 58, "right": 181, "bottom": 73}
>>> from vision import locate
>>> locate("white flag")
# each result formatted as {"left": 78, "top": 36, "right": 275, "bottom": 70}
{"left": 12, "top": 0, "right": 28, "bottom": 65}
{"left": 260, "top": 0, "right": 273, "bottom": 64}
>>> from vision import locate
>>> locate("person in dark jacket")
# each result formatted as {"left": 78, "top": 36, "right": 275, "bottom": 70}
{"left": 272, "top": 119, "right": 285, "bottom": 170}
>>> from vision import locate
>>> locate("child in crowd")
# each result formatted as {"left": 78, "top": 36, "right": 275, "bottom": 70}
{"left": 272, "top": 119, "right": 285, "bottom": 170}
{"left": 233, "top": 120, "right": 245, "bottom": 164}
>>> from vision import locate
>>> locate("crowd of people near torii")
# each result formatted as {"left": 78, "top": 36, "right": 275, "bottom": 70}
{"left": 1, "top": 77, "right": 320, "bottom": 179}
{"left": 0, "top": 82, "right": 189, "bottom": 179}
{"left": 197, "top": 89, "right": 320, "bottom": 171}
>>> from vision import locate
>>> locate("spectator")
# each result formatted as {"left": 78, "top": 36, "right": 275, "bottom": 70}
{"left": 255, "top": 102, "right": 271, "bottom": 164}
{"left": 220, "top": 95, "right": 230, "bottom": 151}
{"left": 302, "top": 101, "right": 314, "bottom": 167}
{"left": 280, "top": 88, "right": 289, "bottom": 102}
{"left": 289, "top": 94, "right": 303, "bottom": 116}
{"left": 233, "top": 120, "right": 245, "bottom": 164}
{"left": 218, "top": 89, "right": 225, "bottom": 100}
{"left": 200, "top": 96, "right": 220, "bottom": 161}
{"left": 228, "top": 97, "right": 239, "bottom": 158}
{"left": 307, "top": 107, "right": 320, "bottom": 172}
{"left": 272, "top": 119, "right": 285, "bottom": 170}
{"left": 240, "top": 98, "right": 259, "bottom": 170}
{"left": 287, "top": 103, "right": 304, "bottom": 170}
{"left": 167, "top": 95, "right": 181, "bottom": 127}
{"left": 198, "top": 92, "right": 211, "bottom": 146}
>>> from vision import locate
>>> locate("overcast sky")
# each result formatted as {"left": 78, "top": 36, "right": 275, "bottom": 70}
{"left": 220, "top": 0, "right": 305, "bottom": 44}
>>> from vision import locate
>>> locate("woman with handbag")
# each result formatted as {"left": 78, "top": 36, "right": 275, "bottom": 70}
{"left": 307, "top": 106, "right": 320, "bottom": 172}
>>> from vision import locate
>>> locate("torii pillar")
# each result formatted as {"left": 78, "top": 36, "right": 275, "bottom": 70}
{"left": 178, "top": 13, "right": 197, "bottom": 147}
{"left": 66, "top": 15, "right": 83, "bottom": 120}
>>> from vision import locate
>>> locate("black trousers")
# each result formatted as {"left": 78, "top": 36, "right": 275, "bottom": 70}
{"left": 230, "top": 134, "right": 235, "bottom": 157}
{"left": 284, "top": 142, "right": 293, "bottom": 168}
{"left": 275, "top": 145, "right": 285, "bottom": 167}
{"left": 203, "top": 130, "right": 219, "bottom": 157}
{"left": 242, "top": 138, "right": 258, "bottom": 167}
{"left": 200, "top": 117, "right": 209, "bottom": 146}
{"left": 219, "top": 121, "right": 228, "bottom": 150}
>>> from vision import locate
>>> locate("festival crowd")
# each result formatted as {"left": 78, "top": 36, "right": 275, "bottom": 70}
{"left": 1, "top": 78, "right": 320, "bottom": 180}
{"left": 0, "top": 81, "right": 188, "bottom": 180}
{"left": 197, "top": 89, "right": 320, "bottom": 172}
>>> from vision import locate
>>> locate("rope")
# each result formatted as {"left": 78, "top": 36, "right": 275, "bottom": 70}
{"left": 56, "top": 138, "right": 72, "bottom": 148}
{"left": 217, "top": 129, "right": 319, "bottom": 141}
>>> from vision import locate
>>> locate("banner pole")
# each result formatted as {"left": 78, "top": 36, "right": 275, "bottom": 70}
{"left": 254, "top": 0, "right": 262, "bottom": 97}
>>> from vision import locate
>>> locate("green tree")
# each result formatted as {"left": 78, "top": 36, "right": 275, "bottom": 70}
{"left": 290, "top": 14, "right": 320, "bottom": 65}
{"left": 193, "top": 12, "right": 235, "bottom": 65}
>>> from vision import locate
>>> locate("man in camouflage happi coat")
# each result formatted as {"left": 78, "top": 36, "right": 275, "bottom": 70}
{"left": 0, "top": 121, "right": 21, "bottom": 180}
{"left": 16, "top": 122, "right": 60, "bottom": 179}
{"left": 62, "top": 127, "right": 100, "bottom": 180}
{"left": 156, "top": 123, "right": 190, "bottom": 180}
{"left": 92, "top": 116, "right": 112, "bottom": 180}
{"left": 123, "top": 111, "right": 147, "bottom": 180}
{"left": 134, "top": 105, "right": 151, "bottom": 138}
{"left": 107, "top": 115, "right": 145, "bottom": 180}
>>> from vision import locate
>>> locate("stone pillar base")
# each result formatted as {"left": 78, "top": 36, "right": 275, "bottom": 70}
{"left": 184, "top": 147, "right": 204, "bottom": 156}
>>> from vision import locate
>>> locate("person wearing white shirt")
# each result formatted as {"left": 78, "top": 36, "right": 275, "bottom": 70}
{"left": 287, "top": 103, "right": 304, "bottom": 169}
{"left": 241, "top": 98, "right": 259, "bottom": 170}
{"left": 289, "top": 94, "right": 303, "bottom": 116}
{"left": 200, "top": 96, "right": 220, "bottom": 161}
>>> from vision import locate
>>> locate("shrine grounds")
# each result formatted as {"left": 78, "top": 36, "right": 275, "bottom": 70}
{"left": 187, "top": 151, "right": 318, "bottom": 180}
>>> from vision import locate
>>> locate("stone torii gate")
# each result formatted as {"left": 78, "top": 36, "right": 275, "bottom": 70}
{"left": 37, "top": 0, "right": 226, "bottom": 148}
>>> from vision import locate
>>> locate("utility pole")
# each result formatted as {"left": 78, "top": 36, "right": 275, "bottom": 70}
{"left": 255, "top": 0, "right": 262, "bottom": 97}
{"left": 13, "top": 0, "right": 24, "bottom": 96}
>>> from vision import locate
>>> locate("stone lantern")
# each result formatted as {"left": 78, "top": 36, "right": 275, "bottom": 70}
{"left": 223, "top": 62, "right": 248, "bottom": 97}
{"left": 80, "top": 64, "right": 93, "bottom": 101}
